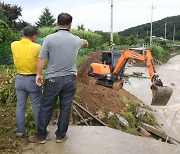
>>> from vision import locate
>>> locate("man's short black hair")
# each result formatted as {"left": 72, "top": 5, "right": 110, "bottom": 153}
{"left": 57, "top": 13, "right": 72, "bottom": 26}
{"left": 23, "top": 26, "right": 38, "bottom": 37}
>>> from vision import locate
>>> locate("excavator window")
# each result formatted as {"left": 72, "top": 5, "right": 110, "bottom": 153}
{"left": 101, "top": 52, "right": 112, "bottom": 65}
{"left": 101, "top": 51, "right": 123, "bottom": 72}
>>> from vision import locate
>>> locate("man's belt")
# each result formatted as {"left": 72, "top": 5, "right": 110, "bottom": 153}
{"left": 18, "top": 74, "right": 36, "bottom": 76}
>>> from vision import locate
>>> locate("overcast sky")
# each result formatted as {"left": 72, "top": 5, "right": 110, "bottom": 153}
{"left": 2, "top": 0, "right": 180, "bottom": 32}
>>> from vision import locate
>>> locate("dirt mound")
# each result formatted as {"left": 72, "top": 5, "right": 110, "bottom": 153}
{"left": 76, "top": 52, "right": 142, "bottom": 115}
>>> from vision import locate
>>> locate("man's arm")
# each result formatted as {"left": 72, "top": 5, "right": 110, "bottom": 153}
{"left": 36, "top": 58, "right": 46, "bottom": 86}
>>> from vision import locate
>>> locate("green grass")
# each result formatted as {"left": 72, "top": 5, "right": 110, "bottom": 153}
{"left": 118, "top": 95, "right": 139, "bottom": 116}
{"left": 115, "top": 94, "right": 157, "bottom": 134}
{"left": 124, "top": 128, "right": 137, "bottom": 134}
{"left": 140, "top": 112, "right": 157, "bottom": 126}
{"left": 77, "top": 55, "right": 86, "bottom": 67}
{"left": 121, "top": 111, "right": 137, "bottom": 127}
{"left": 0, "top": 66, "right": 36, "bottom": 152}
{"left": 0, "top": 65, "right": 3, "bottom": 73}
{"left": 25, "top": 99, "right": 37, "bottom": 136}
{"left": 107, "top": 115, "right": 122, "bottom": 129}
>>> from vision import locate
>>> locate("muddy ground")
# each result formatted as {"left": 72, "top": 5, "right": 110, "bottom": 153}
{"left": 75, "top": 52, "right": 144, "bottom": 117}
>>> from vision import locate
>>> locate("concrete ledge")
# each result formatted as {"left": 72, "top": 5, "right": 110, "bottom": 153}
{"left": 23, "top": 125, "right": 180, "bottom": 154}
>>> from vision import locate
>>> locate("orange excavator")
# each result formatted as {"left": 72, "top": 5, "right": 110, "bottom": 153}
{"left": 88, "top": 48, "right": 173, "bottom": 106}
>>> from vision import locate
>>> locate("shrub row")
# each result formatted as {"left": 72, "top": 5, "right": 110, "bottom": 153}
{"left": 147, "top": 45, "right": 169, "bottom": 62}
{"left": 71, "top": 30, "right": 102, "bottom": 49}
{"left": 38, "top": 27, "right": 103, "bottom": 50}
{"left": 0, "top": 20, "right": 20, "bottom": 64}
{"left": 37, "top": 27, "right": 175, "bottom": 63}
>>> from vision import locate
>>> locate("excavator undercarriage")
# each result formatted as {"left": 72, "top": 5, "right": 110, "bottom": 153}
{"left": 88, "top": 48, "right": 173, "bottom": 106}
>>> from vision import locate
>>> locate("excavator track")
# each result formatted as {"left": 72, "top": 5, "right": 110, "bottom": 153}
{"left": 96, "top": 79, "right": 114, "bottom": 88}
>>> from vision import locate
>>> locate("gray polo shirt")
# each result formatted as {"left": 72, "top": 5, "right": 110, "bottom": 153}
{"left": 39, "top": 29, "right": 83, "bottom": 79}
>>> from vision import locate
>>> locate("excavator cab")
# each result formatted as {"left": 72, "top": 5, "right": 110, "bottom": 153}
{"left": 88, "top": 49, "right": 173, "bottom": 106}
{"left": 88, "top": 50, "right": 125, "bottom": 88}
{"left": 100, "top": 51, "right": 123, "bottom": 71}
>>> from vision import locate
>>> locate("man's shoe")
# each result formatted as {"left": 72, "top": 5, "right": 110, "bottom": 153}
{"left": 56, "top": 135, "right": 68, "bottom": 143}
{"left": 16, "top": 132, "right": 25, "bottom": 137}
{"left": 28, "top": 135, "right": 46, "bottom": 144}
{"left": 16, "top": 129, "right": 27, "bottom": 137}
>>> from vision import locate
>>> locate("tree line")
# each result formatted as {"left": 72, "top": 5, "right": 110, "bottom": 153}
{"left": 118, "top": 15, "right": 180, "bottom": 41}
{"left": 0, "top": 2, "right": 178, "bottom": 65}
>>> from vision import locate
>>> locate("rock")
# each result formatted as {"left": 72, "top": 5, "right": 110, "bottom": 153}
{"left": 169, "top": 138, "right": 178, "bottom": 145}
{"left": 96, "top": 110, "right": 106, "bottom": 120}
{"left": 141, "top": 123, "right": 167, "bottom": 139}
{"left": 137, "top": 126, "right": 151, "bottom": 137}
{"left": 132, "top": 72, "right": 143, "bottom": 77}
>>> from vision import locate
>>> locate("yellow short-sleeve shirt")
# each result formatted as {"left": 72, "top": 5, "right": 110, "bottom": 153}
{"left": 11, "top": 38, "right": 41, "bottom": 75}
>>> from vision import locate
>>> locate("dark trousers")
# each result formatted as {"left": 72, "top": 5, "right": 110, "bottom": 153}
{"left": 37, "top": 75, "right": 76, "bottom": 140}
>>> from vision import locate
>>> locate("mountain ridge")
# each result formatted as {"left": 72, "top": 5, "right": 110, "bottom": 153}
{"left": 118, "top": 15, "right": 180, "bottom": 41}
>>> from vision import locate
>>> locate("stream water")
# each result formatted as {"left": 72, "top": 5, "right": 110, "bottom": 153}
{"left": 123, "top": 55, "right": 180, "bottom": 141}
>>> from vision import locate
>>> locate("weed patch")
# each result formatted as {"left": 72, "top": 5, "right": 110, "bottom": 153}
{"left": 0, "top": 66, "right": 37, "bottom": 152}
{"left": 109, "top": 94, "right": 158, "bottom": 134}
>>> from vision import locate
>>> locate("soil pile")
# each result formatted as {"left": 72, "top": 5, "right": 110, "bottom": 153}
{"left": 76, "top": 52, "right": 142, "bottom": 115}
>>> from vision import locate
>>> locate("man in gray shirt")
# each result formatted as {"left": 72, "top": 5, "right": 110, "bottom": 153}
{"left": 29, "top": 13, "right": 88, "bottom": 144}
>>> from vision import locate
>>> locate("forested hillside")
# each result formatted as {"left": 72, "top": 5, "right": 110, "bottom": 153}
{"left": 118, "top": 15, "right": 180, "bottom": 41}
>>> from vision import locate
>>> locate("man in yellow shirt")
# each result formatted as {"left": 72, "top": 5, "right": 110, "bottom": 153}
{"left": 11, "top": 26, "right": 42, "bottom": 137}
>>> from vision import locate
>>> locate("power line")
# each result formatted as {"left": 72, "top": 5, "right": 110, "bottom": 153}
{"left": 113, "top": 0, "right": 146, "bottom": 24}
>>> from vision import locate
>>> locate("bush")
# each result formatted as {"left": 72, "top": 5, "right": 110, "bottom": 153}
{"left": 121, "top": 112, "right": 137, "bottom": 128}
{"left": 0, "top": 66, "right": 16, "bottom": 106}
{"left": 71, "top": 30, "right": 103, "bottom": 49}
{"left": 148, "top": 45, "right": 169, "bottom": 62}
{"left": 38, "top": 26, "right": 57, "bottom": 38}
{"left": 35, "top": 37, "right": 44, "bottom": 45}
{"left": 38, "top": 27, "right": 103, "bottom": 50}
{"left": 0, "top": 20, "right": 20, "bottom": 64}
{"left": 0, "top": 66, "right": 37, "bottom": 136}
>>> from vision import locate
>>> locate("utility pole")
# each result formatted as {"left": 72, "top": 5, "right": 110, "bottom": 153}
{"left": 136, "top": 31, "right": 139, "bottom": 39}
{"left": 110, "top": 0, "right": 113, "bottom": 51}
{"left": 150, "top": 4, "right": 155, "bottom": 45}
{"left": 147, "top": 30, "right": 149, "bottom": 36}
{"left": 173, "top": 25, "right": 175, "bottom": 42}
{"left": 165, "top": 18, "right": 167, "bottom": 40}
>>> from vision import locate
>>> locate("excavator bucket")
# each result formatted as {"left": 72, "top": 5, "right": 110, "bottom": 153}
{"left": 151, "top": 86, "right": 173, "bottom": 106}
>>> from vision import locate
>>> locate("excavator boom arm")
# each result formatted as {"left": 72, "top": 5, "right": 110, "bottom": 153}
{"left": 113, "top": 49, "right": 156, "bottom": 84}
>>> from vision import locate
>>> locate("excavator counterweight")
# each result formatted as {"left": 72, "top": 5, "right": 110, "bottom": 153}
{"left": 88, "top": 48, "right": 173, "bottom": 106}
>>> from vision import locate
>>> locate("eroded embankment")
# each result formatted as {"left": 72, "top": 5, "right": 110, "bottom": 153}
{"left": 76, "top": 51, "right": 145, "bottom": 117}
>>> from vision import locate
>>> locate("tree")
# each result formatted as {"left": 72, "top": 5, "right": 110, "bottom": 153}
{"left": 15, "top": 20, "right": 30, "bottom": 31}
{"left": 77, "top": 24, "right": 85, "bottom": 31}
{"left": 0, "top": 7, "right": 7, "bottom": 22}
{"left": 94, "top": 31, "right": 110, "bottom": 43}
{"left": 0, "top": 20, "right": 20, "bottom": 64}
{"left": 0, "top": 2, "right": 22, "bottom": 28}
{"left": 144, "top": 36, "right": 150, "bottom": 43}
{"left": 36, "top": 8, "right": 56, "bottom": 27}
